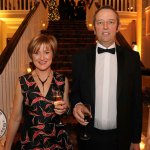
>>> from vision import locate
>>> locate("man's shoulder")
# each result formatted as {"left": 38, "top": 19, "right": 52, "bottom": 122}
{"left": 116, "top": 45, "right": 139, "bottom": 56}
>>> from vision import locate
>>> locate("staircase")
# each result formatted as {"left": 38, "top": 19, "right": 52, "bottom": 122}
{"left": 41, "top": 20, "right": 96, "bottom": 87}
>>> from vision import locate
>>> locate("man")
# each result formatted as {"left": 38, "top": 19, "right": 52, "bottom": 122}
{"left": 70, "top": 5, "right": 142, "bottom": 150}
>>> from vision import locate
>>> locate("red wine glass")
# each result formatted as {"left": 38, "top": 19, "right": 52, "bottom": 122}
{"left": 80, "top": 104, "right": 91, "bottom": 140}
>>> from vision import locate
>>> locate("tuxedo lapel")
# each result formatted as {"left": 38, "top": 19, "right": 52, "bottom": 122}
{"left": 116, "top": 45, "right": 125, "bottom": 101}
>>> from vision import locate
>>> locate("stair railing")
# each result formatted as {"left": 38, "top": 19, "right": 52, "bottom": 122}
{"left": 86, "top": 0, "right": 136, "bottom": 12}
{"left": 96, "top": 0, "right": 136, "bottom": 12}
{"left": 0, "top": 0, "right": 37, "bottom": 10}
{"left": 0, "top": 1, "right": 48, "bottom": 122}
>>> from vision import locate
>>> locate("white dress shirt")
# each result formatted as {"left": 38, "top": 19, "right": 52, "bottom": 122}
{"left": 94, "top": 42, "right": 117, "bottom": 130}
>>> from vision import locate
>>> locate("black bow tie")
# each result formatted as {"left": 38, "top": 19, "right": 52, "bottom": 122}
{"left": 97, "top": 47, "right": 115, "bottom": 54}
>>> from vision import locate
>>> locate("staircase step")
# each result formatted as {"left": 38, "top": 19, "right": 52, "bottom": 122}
{"left": 52, "top": 61, "right": 72, "bottom": 69}
{"left": 48, "top": 20, "right": 87, "bottom": 26}
{"left": 46, "top": 27, "right": 89, "bottom": 31}
{"left": 54, "top": 69, "right": 72, "bottom": 76}
{"left": 58, "top": 43, "right": 95, "bottom": 48}
{"left": 57, "top": 38, "right": 95, "bottom": 43}
{"left": 45, "top": 27, "right": 92, "bottom": 31}
{"left": 42, "top": 30, "right": 94, "bottom": 34}
{"left": 41, "top": 30, "right": 95, "bottom": 37}
{"left": 57, "top": 48, "right": 86, "bottom": 55}
{"left": 54, "top": 54, "right": 72, "bottom": 61}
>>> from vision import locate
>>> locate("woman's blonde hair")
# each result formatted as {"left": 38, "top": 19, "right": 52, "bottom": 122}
{"left": 27, "top": 34, "right": 57, "bottom": 59}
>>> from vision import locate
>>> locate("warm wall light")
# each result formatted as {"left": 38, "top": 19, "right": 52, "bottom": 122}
{"left": 88, "top": 23, "right": 93, "bottom": 30}
{"left": 42, "top": 23, "right": 46, "bottom": 28}
{"left": 26, "top": 67, "right": 32, "bottom": 73}
{"left": 140, "top": 134, "right": 146, "bottom": 150}
{"left": 41, "top": 20, "right": 47, "bottom": 30}
{"left": 88, "top": 24, "right": 92, "bottom": 27}
{"left": 140, "top": 141, "right": 145, "bottom": 150}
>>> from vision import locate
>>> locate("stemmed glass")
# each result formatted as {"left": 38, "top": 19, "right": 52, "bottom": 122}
{"left": 80, "top": 104, "right": 91, "bottom": 140}
{"left": 53, "top": 90, "right": 64, "bottom": 127}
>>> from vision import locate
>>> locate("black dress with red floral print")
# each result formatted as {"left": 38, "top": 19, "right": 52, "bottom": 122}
{"left": 13, "top": 72, "right": 72, "bottom": 150}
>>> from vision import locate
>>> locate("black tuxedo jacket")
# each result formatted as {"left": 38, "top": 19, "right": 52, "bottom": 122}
{"left": 70, "top": 44, "right": 142, "bottom": 149}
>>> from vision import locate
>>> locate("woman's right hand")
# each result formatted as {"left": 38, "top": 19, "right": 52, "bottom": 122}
{"left": 54, "top": 101, "right": 68, "bottom": 115}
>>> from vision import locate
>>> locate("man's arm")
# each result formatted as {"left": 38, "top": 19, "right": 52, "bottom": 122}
{"left": 131, "top": 52, "right": 142, "bottom": 143}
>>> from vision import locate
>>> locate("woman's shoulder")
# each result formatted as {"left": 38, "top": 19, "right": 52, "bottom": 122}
{"left": 54, "top": 71, "right": 65, "bottom": 77}
{"left": 53, "top": 71, "right": 66, "bottom": 81}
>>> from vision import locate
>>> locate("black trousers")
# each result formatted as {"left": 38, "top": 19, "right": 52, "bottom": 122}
{"left": 77, "top": 128, "right": 118, "bottom": 150}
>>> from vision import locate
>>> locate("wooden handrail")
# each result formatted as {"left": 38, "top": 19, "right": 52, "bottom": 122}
{"left": 88, "top": 0, "right": 94, "bottom": 9}
{"left": 116, "top": 31, "right": 133, "bottom": 50}
{"left": 141, "top": 67, "right": 150, "bottom": 76}
{"left": 116, "top": 31, "right": 145, "bottom": 68}
{"left": 41, "top": 0, "right": 47, "bottom": 8}
{"left": 0, "top": 2, "right": 40, "bottom": 74}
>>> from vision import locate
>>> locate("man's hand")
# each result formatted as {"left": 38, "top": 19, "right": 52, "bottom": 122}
{"left": 73, "top": 103, "right": 92, "bottom": 125}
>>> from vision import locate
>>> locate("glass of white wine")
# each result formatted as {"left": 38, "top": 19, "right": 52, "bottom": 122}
{"left": 80, "top": 104, "right": 91, "bottom": 140}
{"left": 53, "top": 90, "right": 64, "bottom": 127}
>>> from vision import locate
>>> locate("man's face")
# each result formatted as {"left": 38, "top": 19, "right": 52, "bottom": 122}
{"left": 94, "top": 9, "right": 119, "bottom": 47}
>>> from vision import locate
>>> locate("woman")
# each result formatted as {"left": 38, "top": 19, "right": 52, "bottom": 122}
{"left": 4, "top": 34, "right": 73, "bottom": 150}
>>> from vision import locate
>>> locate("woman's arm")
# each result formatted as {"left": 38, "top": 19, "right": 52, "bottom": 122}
{"left": 5, "top": 80, "right": 23, "bottom": 150}
{"left": 63, "top": 77, "right": 70, "bottom": 108}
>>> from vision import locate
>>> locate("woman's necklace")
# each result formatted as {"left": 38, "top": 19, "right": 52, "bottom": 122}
{"left": 35, "top": 71, "right": 51, "bottom": 92}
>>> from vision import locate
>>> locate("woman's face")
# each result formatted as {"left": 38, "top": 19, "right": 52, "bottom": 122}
{"left": 32, "top": 44, "right": 53, "bottom": 71}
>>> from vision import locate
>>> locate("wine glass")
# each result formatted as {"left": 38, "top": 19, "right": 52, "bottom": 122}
{"left": 53, "top": 90, "right": 64, "bottom": 127}
{"left": 80, "top": 104, "right": 91, "bottom": 140}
